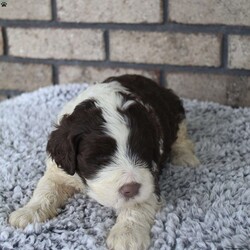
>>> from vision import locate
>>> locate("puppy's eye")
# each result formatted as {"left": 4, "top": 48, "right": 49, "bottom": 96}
{"left": 85, "top": 146, "right": 115, "bottom": 166}
{"left": 77, "top": 135, "right": 117, "bottom": 170}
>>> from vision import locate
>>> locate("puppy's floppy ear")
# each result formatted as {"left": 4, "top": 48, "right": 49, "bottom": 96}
{"left": 46, "top": 115, "right": 78, "bottom": 175}
{"left": 46, "top": 99, "right": 104, "bottom": 176}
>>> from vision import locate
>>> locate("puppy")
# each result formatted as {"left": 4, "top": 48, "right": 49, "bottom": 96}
{"left": 9, "top": 74, "right": 199, "bottom": 250}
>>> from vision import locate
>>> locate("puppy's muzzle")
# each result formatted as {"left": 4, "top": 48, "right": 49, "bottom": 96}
{"left": 119, "top": 182, "right": 141, "bottom": 199}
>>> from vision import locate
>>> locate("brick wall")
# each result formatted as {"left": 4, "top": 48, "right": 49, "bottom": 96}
{"left": 0, "top": 0, "right": 250, "bottom": 106}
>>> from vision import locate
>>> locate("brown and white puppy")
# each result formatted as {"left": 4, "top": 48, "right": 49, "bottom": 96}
{"left": 9, "top": 75, "right": 199, "bottom": 250}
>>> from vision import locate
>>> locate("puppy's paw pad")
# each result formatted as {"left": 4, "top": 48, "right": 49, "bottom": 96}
{"left": 9, "top": 206, "right": 43, "bottom": 228}
{"left": 107, "top": 223, "right": 150, "bottom": 250}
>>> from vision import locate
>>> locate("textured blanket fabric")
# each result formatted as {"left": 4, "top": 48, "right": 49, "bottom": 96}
{"left": 0, "top": 84, "right": 249, "bottom": 250}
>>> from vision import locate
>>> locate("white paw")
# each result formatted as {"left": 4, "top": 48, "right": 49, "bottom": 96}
{"left": 171, "top": 152, "right": 200, "bottom": 167}
{"left": 107, "top": 222, "right": 150, "bottom": 250}
{"left": 9, "top": 206, "right": 47, "bottom": 228}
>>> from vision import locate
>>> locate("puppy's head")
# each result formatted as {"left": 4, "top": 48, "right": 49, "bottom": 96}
{"left": 47, "top": 91, "right": 161, "bottom": 209}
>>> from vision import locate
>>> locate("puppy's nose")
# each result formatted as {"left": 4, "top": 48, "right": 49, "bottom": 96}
{"left": 119, "top": 182, "right": 141, "bottom": 199}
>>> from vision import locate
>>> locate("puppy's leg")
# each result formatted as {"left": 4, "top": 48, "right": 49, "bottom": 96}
{"left": 171, "top": 120, "right": 200, "bottom": 167}
{"left": 107, "top": 195, "right": 160, "bottom": 250}
{"left": 9, "top": 157, "right": 85, "bottom": 228}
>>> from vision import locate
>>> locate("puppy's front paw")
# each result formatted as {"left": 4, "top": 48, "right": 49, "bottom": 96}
{"left": 107, "top": 222, "right": 150, "bottom": 250}
{"left": 9, "top": 206, "right": 48, "bottom": 228}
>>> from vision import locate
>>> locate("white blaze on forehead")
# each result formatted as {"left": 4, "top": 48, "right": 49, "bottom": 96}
{"left": 89, "top": 82, "right": 131, "bottom": 154}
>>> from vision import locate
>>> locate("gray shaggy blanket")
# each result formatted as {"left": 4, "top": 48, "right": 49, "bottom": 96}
{"left": 0, "top": 84, "right": 249, "bottom": 250}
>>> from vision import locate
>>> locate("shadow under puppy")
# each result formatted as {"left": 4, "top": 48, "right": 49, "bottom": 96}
{"left": 9, "top": 74, "right": 199, "bottom": 250}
